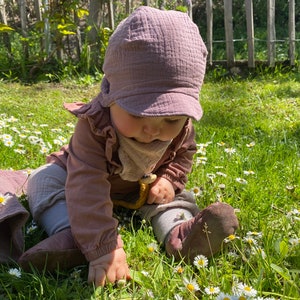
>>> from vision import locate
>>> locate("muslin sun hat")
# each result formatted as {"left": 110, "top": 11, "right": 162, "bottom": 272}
{"left": 100, "top": 6, "right": 208, "bottom": 121}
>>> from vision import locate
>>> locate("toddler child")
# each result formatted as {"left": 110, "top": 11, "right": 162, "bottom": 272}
{"left": 18, "top": 6, "right": 238, "bottom": 286}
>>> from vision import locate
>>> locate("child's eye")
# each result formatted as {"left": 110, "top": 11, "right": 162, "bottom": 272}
{"left": 165, "top": 118, "right": 184, "bottom": 124}
{"left": 129, "top": 114, "right": 142, "bottom": 119}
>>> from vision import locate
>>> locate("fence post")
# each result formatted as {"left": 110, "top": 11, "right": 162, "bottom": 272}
{"left": 206, "top": 0, "right": 213, "bottom": 65}
{"left": 245, "top": 0, "right": 255, "bottom": 68}
{"left": 224, "top": 0, "right": 234, "bottom": 67}
{"left": 43, "top": 0, "right": 51, "bottom": 56}
{"left": 108, "top": 0, "right": 114, "bottom": 30}
{"left": 125, "top": 0, "right": 130, "bottom": 14}
{"left": 267, "top": 0, "right": 276, "bottom": 67}
{"left": 19, "top": 0, "right": 29, "bottom": 66}
{"left": 0, "top": 0, "right": 12, "bottom": 58}
{"left": 289, "top": 0, "right": 295, "bottom": 66}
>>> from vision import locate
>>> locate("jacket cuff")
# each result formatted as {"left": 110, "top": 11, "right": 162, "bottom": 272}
{"left": 83, "top": 234, "right": 124, "bottom": 262}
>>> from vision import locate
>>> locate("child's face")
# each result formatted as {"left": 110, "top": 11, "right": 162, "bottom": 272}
{"left": 110, "top": 104, "right": 188, "bottom": 144}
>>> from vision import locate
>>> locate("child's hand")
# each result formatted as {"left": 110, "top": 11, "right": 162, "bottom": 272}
{"left": 88, "top": 248, "right": 131, "bottom": 286}
{"left": 147, "top": 177, "right": 175, "bottom": 205}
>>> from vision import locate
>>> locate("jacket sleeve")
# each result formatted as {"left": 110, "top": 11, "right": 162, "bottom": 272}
{"left": 65, "top": 117, "right": 123, "bottom": 262}
{"left": 155, "top": 119, "right": 197, "bottom": 193}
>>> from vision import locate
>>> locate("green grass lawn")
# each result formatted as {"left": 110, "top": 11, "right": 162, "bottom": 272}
{"left": 0, "top": 73, "right": 299, "bottom": 299}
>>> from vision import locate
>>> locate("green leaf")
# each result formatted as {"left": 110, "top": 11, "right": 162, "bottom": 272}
{"left": 270, "top": 263, "right": 291, "bottom": 281}
{"left": 77, "top": 8, "right": 89, "bottom": 18}
{"left": 59, "top": 30, "right": 75, "bottom": 35}
{"left": 57, "top": 23, "right": 76, "bottom": 35}
{"left": 0, "top": 23, "right": 14, "bottom": 32}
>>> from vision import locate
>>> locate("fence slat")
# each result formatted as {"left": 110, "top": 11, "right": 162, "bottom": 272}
{"left": 206, "top": 0, "right": 213, "bottom": 65}
{"left": 267, "top": 0, "right": 276, "bottom": 67}
{"left": 224, "top": 0, "right": 234, "bottom": 67}
{"left": 245, "top": 0, "right": 255, "bottom": 68}
{"left": 289, "top": 0, "right": 295, "bottom": 66}
{"left": 108, "top": 0, "right": 114, "bottom": 30}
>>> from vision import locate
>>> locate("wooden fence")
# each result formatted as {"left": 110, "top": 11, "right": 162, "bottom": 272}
{"left": 109, "top": 0, "right": 299, "bottom": 68}
{"left": 206, "top": 0, "right": 297, "bottom": 68}
{"left": 0, "top": 0, "right": 299, "bottom": 70}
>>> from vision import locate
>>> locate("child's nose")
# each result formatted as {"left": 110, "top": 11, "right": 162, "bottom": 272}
{"left": 143, "top": 123, "right": 161, "bottom": 136}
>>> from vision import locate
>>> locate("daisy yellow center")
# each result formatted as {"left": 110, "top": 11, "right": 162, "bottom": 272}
{"left": 228, "top": 234, "right": 235, "bottom": 240}
{"left": 198, "top": 259, "right": 204, "bottom": 265}
{"left": 148, "top": 247, "right": 154, "bottom": 252}
{"left": 186, "top": 283, "right": 195, "bottom": 291}
{"left": 177, "top": 267, "right": 184, "bottom": 274}
{"left": 239, "top": 296, "right": 247, "bottom": 300}
{"left": 224, "top": 297, "right": 230, "bottom": 300}
{"left": 244, "top": 286, "right": 251, "bottom": 292}
{"left": 0, "top": 196, "right": 5, "bottom": 204}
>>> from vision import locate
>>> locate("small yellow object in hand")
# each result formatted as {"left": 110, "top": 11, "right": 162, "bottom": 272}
{"left": 112, "top": 173, "right": 157, "bottom": 209}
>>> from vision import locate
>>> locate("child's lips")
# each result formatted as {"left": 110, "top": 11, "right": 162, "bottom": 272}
{"left": 132, "top": 137, "right": 158, "bottom": 143}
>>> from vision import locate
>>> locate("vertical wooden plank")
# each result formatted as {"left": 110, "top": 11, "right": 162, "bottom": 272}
{"left": 125, "top": 0, "right": 130, "bottom": 14}
{"left": 43, "top": 0, "right": 51, "bottom": 56}
{"left": 107, "top": 0, "right": 114, "bottom": 30}
{"left": 187, "top": 0, "right": 193, "bottom": 20}
{"left": 267, "top": 0, "right": 276, "bottom": 67}
{"left": 245, "top": 0, "right": 255, "bottom": 68}
{"left": 19, "top": 0, "right": 27, "bottom": 37}
{"left": 288, "top": 0, "right": 295, "bottom": 66}
{"left": 19, "top": 0, "right": 29, "bottom": 59}
{"left": 224, "top": 0, "right": 234, "bottom": 67}
{"left": 206, "top": 0, "right": 213, "bottom": 65}
{"left": 0, "top": 0, "right": 7, "bottom": 24}
{"left": 34, "top": 0, "right": 42, "bottom": 22}
{"left": 34, "top": 0, "right": 44, "bottom": 55}
{"left": 0, "top": 0, "right": 12, "bottom": 58}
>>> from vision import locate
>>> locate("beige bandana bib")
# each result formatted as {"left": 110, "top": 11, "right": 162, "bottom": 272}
{"left": 115, "top": 131, "right": 171, "bottom": 182}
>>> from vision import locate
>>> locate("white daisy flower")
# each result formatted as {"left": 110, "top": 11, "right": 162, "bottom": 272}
{"left": 289, "top": 238, "right": 300, "bottom": 246}
{"left": 8, "top": 268, "right": 21, "bottom": 278}
{"left": 234, "top": 282, "right": 257, "bottom": 297}
{"left": 243, "top": 236, "right": 258, "bottom": 246}
{"left": 246, "top": 141, "right": 255, "bottom": 148}
{"left": 216, "top": 292, "right": 234, "bottom": 300}
{"left": 193, "top": 254, "right": 208, "bottom": 268}
{"left": 235, "top": 178, "right": 248, "bottom": 185}
{"left": 204, "top": 286, "right": 220, "bottom": 295}
{"left": 0, "top": 193, "right": 9, "bottom": 205}
{"left": 147, "top": 242, "right": 158, "bottom": 253}
{"left": 182, "top": 277, "right": 200, "bottom": 293}
{"left": 224, "top": 147, "right": 236, "bottom": 155}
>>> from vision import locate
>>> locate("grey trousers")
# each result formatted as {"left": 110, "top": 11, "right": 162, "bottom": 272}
{"left": 27, "top": 163, "right": 200, "bottom": 243}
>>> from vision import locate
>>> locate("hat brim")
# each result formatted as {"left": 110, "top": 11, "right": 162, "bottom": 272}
{"left": 115, "top": 92, "right": 203, "bottom": 121}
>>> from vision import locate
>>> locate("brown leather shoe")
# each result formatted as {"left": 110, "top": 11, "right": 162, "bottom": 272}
{"left": 18, "top": 228, "right": 87, "bottom": 272}
{"left": 165, "top": 202, "right": 239, "bottom": 262}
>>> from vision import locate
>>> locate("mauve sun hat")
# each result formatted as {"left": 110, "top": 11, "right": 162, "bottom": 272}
{"left": 100, "top": 6, "right": 207, "bottom": 121}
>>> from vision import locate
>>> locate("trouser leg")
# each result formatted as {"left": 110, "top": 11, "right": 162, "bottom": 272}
{"left": 27, "top": 163, "right": 70, "bottom": 235}
{"left": 19, "top": 164, "right": 87, "bottom": 271}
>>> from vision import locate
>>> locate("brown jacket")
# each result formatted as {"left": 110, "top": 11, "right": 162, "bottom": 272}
{"left": 47, "top": 93, "right": 197, "bottom": 261}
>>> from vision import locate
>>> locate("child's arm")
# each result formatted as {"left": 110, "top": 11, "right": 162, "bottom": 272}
{"left": 65, "top": 118, "right": 129, "bottom": 284}
{"left": 149, "top": 119, "right": 197, "bottom": 203}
